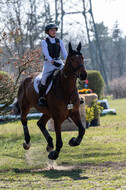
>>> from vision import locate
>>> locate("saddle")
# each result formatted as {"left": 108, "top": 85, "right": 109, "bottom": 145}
{"left": 34, "top": 62, "right": 62, "bottom": 95}
{"left": 39, "top": 68, "right": 61, "bottom": 91}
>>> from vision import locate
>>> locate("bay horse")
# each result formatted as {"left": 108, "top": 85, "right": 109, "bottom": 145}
{"left": 13, "top": 42, "right": 87, "bottom": 160}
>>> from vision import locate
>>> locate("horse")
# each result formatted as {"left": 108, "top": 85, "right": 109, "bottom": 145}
{"left": 13, "top": 42, "right": 87, "bottom": 160}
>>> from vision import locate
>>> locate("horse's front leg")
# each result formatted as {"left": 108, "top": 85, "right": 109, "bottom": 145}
{"left": 69, "top": 110, "right": 85, "bottom": 146}
{"left": 48, "top": 119, "right": 63, "bottom": 160}
{"left": 37, "top": 115, "right": 54, "bottom": 152}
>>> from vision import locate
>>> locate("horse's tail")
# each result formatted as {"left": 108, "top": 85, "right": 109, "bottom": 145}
{"left": 13, "top": 98, "right": 21, "bottom": 115}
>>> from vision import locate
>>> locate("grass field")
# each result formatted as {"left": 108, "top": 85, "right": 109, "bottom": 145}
{"left": 0, "top": 98, "right": 126, "bottom": 189}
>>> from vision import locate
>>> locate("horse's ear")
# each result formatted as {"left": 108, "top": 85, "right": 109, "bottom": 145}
{"left": 69, "top": 42, "right": 73, "bottom": 54}
{"left": 77, "top": 42, "right": 81, "bottom": 52}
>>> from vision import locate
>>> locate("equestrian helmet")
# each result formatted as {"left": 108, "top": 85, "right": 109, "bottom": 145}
{"left": 45, "top": 23, "right": 58, "bottom": 34}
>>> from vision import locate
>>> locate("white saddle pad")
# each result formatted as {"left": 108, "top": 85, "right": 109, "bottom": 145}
{"left": 33, "top": 73, "right": 52, "bottom": 94}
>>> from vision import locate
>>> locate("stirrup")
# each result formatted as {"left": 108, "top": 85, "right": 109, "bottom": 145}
{"left": 38, "top": 97, "right": 47, "bottom": 107}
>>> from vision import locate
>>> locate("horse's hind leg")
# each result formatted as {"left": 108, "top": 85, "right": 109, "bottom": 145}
{"left": 21, "top": 106, "right": 31, "bottom": 150}
{"left": 37, "top": 115, "right": 54, "bottom": 152}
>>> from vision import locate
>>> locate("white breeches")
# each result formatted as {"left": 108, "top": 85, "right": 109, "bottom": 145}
{"left": 41, "top": 59, "right": 64, "bottom": 85}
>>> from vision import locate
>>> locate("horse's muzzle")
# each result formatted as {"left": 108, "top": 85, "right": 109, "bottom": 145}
{"left": 79, "top": 72, "right": 87, "bottom": 81}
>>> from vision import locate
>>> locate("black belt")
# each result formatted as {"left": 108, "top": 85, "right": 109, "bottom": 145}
{"left": 44, "top": 57, "right": 60, "bottom": 61}
{"left": 53, "top": 61, "right": 61, "bottom": 67}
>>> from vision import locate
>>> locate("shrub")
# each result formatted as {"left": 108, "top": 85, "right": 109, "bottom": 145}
{"left": 77, "top": 70, "right": 104, "bottom": 98}
{"left": 0, "top": 71, "right": 15, "bottom": 106}
{"left": 91, "top": 99, "right": 103, "bottom": 119}
{"left": 109, "top": 76, "right": 126, "bottom": 98}
{"left": 87, "top": 70, "right": 104, "bottom": 99}
{"left": 85, "top": 105, "right": 94, "bottom": 123}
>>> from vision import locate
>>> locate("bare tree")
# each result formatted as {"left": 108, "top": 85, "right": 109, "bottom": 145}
{"left": 0, "top": 0, "right": 53, "bottom": 74}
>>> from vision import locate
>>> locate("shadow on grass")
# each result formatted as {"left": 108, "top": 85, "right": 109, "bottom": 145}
{"left": 13, "top": 168, "right": 88, "bottom": 181}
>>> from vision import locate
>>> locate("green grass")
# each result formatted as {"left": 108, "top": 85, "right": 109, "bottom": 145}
{"left": 0, "top": 98, "right": 126, "bottom": 189}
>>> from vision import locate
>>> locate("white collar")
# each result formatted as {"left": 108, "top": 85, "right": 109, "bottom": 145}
{"left": 48, "top": 36, "right": 56, "bottom": 42}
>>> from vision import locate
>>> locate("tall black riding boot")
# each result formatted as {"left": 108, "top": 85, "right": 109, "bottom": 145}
{"left": 38, "top": 83, "right": 47, "bottom": 107}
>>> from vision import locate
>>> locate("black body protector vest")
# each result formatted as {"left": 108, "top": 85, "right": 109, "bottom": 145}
{"left": 46, "top": 37, "right": 61, "bottom": 59}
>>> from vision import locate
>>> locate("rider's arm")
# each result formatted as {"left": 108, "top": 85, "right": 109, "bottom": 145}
{"left": 41, "top": 40, "right": 53, "bottom": 63}
{"left": 59, "top": 39, "right": 67, "bottom": 60}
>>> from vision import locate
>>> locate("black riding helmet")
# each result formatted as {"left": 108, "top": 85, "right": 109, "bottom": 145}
{"left": 45, "top": 23, "right": 58, "bottom": 34}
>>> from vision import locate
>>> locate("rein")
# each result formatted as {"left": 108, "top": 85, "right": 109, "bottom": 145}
{"left": 53, "top": 55, "right": 83, "bottom": 114}
{"left": 52, "top": 50, "right": 85, "bottom": 114}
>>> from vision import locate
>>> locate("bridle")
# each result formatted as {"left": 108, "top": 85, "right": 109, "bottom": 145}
{"left": 63, "top": 52, "right": 85, "bottom": 78}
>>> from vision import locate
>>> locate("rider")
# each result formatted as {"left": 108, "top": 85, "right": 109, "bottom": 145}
{"left": 38, "top": 23, "right": 67, "bottom": 107}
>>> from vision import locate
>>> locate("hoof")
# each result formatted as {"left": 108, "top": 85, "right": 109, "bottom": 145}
{"left": 48, "top": 151, "right": 59, "bottom": 160}
{"left": 23, "top": 141, "right": 31, "bottom": 150}
{"left": 46, "top": 145, "right": 54, "bottom": 152}
{"left": 69, "top": 137, "right": 80, "bottom": 146}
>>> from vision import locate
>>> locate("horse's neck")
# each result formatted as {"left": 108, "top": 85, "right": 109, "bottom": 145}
{"left": 60, "top": 72, "right": 76, "bottom": 93}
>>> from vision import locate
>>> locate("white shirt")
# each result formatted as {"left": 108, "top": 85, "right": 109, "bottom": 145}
{"left": 41, "top": 36, "right": 67, "bottom": 62}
